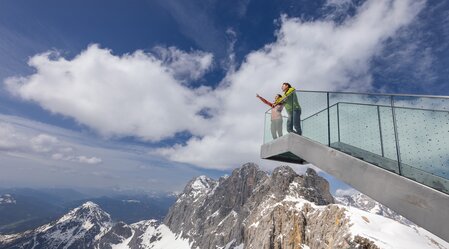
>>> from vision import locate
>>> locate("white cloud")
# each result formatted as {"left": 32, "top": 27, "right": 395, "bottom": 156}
{"left": 0, "top": 121, "right": 102, "bottom": 165}
{"left": 50, "top": 153, "right": 102, "bottom": 165}
{"left": 5, "top": 44, "right": 216, "bottom": 142}
{"left": 0, "top": 122, "right": 26, "bottom": 150}
{"left": 0, "top": 114, "right": 222, "bottom": 192}
{"left": 77, "top": 155, "right": 102, "bottom": 165}
{"left": 4, "top": 0, "right": 426, "bottom": 170}
{"left": 152, "top": 46, "right": 213, "bottom": 82}
{"left": 30, "top": 134, "right": 59, "bottom": 153}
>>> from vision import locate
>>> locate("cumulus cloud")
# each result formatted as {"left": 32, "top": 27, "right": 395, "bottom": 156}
{"left": 152, "top": 46, "right": 213, "bottom": 82}
{"left": 6, "top": 44, "right": 216, "bottom": 142}
{"left": 4, "top": 0, "right": 426, "bottom": 170}
{"left": 30, "top": 134, "right": 59, "bottom": 153}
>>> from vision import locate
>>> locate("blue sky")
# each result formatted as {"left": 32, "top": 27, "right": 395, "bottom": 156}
{"left": 0, "top": 0, "right": 448, "bottom": 194}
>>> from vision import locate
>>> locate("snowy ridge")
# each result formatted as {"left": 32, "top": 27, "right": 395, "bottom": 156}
{"left": 250, "top": 189, "right": 449, "bottom": 249}
{"left": 335, "top": 193, "right": 412, "bottom": 226}
{"left": 345, "top": 205, "right": 449, "bottom": 249}
{"left": 109, "top": 220, "right": 190, "bottom": 249}
{"left": 269, "top": 183, "right": 449, "bottom": 249}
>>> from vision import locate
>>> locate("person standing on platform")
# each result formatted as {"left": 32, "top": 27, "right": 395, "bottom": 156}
{"left": 256, "top": 94, "right": 284, "bottom": 139}
{"left": 278, "top": 82, "right": 302, "bottom": 135}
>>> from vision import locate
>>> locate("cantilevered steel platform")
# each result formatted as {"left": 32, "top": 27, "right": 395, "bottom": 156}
{"left": 261, "top": 133, "right": 449, "bottom": 242}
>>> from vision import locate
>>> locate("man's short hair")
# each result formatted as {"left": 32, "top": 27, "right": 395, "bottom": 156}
{"left": 282, "top": 82, "right": 292, "bottom": 88}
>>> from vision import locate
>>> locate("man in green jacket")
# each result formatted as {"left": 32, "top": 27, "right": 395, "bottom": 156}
{"left": 278, "top": 82, "right": 302, "bottom": 135}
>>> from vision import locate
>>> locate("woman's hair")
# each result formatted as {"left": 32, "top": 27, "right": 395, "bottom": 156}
{"left": 282, "top": 82, "right": 292, "bottom": 88}
{"left": 275, "top": 94, "right": 282, "bottom": 99}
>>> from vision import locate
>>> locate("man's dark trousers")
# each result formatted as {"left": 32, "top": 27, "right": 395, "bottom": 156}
{"left": 287, "top": 109, "right": 302, "bottom": 135}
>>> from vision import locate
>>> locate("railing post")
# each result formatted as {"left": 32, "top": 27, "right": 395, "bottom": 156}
{"left": 377, "top": 105, "right": 385, "bottom": 157}
{"left": 327, "top": 92, "right": 331, "bottom": 146}
{"left": 391, "top": 96, "right": 402, "bottom": 175}
{"left": 337, "top": 103, "right": 340, "bottom": 143}
{"left": 263, "top": 111, "right": 267, "bottom": 143}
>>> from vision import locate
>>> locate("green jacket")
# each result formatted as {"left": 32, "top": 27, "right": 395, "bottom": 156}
{"left": 279, "top": 87, "right": 301, "bottom": 112}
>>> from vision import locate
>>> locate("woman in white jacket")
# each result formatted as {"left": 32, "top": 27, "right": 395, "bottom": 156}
{"left": 256, "top": 94, "right": 284, "bottom": 139}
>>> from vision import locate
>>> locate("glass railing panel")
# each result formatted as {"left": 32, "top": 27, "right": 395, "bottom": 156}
{"left": 378, "top": 106, "right": 399, "bottom": 161}
{"left": 393, "top": 95, "right": 449, "bottom": 112}
{"left": 301, "top": 108, "right": 329, "bottom": 145}
{"left": 392, "top": 95, "right": 449, "bottom": 188}
{"left": 263, "top": 110, "right": 289, "bottom": 144}
{"left": 329, "top": 104, "right": 339, "bottom": 145}
{"left": 394, "top": 107, "right": 449, "bottom": 180}
{"left": 328, "top": 92, "right": 392, "bottom": 107}
{"left": 298, "top": 91, "right": 329, "bottom": 145}
{"left": 297, "top": 91, "right": 328, "bottom": 120}
{"left": 335, "top": 103, "right": 382, "bottom": 155}
{"left": 264, "top": 110, "right": 273, "bottom": 144}
{"left": 327, "top": 92, "right": 400, "bottom": 172}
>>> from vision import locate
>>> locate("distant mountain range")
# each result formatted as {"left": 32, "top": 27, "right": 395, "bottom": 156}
{"left": 1, "top": 164, "right": 448, "bottom": 249}
{"left": 0, "top": 202, "right": 188, "bottom": 249}
{"left": 0, "top": 188, "right": 176, "bottom": 234}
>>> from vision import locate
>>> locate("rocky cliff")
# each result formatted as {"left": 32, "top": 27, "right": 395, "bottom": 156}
{"left": 165, "top": 163, "right": 380, "bottom": 249}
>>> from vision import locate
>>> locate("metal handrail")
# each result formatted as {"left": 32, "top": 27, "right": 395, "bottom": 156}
{"left": 266, "top": 90, "right": 449, "bottom": 115}
{"left": 267, "top": 97, "right": 448, "bottom": 134}
{"left": 336, "top": 101, "right": 449, "bottom": 113}
{"left": 298, "top": 90, "right": 449, "bottom": 99}
{"left": 301, "top": 102, "right": 339, "bottom": 122}
{"left": 300, "top": 101, "right": 449, "bottom": 123}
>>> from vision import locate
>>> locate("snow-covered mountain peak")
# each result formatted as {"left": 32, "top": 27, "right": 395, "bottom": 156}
{"left": 0, "top": 194, "right": 16, "bottom": 204}
{"left": 55, "top": 201, "right": 111, "bottom": 227}
{"left": 0, "top": 201, "right": 115, "bottom": 248}
{"left": 191, "top": 175, "right": 213, "bottom": 191}
{"left": 178, "top": 175, "right": 219, "bottom": 202}
{"left": 81, "top": 201, "right": 100, "bottom": 209}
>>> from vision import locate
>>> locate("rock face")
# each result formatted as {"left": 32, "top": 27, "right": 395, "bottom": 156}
{"left": 164, "top": 163, "right": 368, "bottom": 249}
{"left": 164, "top": 164, "right": 449, "bottom": 249}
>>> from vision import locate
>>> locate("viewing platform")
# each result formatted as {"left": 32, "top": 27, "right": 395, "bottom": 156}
{"left": 261, "top": 90, "right": 449, "bottom": 242}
